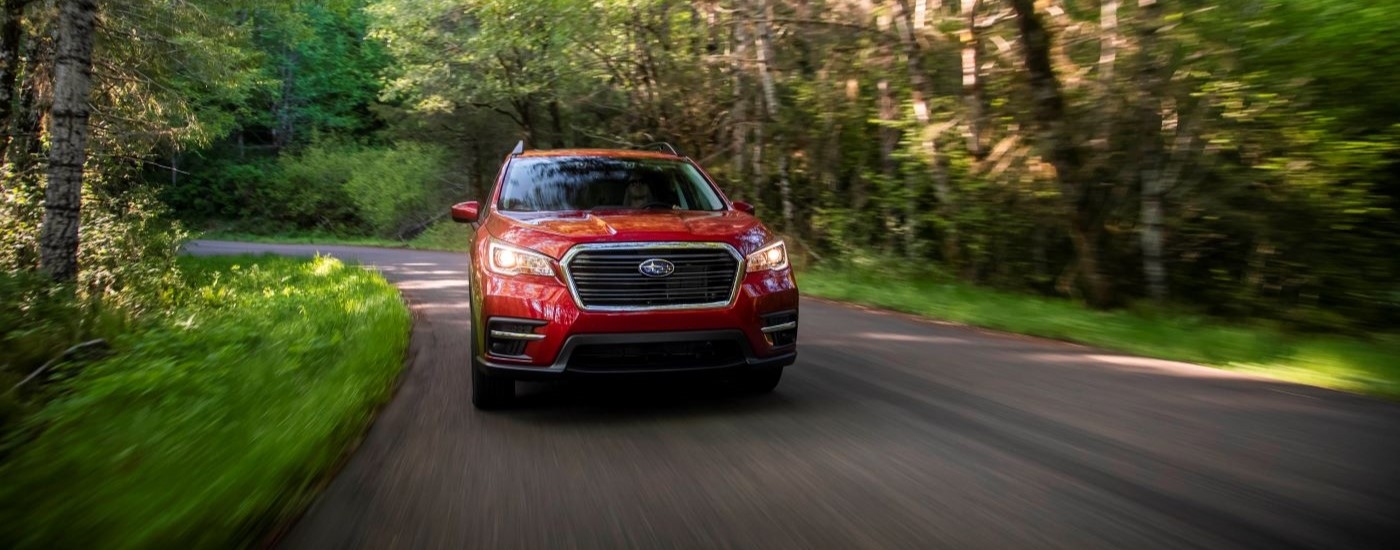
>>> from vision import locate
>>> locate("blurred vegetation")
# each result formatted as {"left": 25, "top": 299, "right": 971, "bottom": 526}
{"left": 158, "top": 0, "right": 1398, "bottom": 394}
{"left": 0, "top": 255, "right": 409, "bottom": 549}
{"left": 167, "top": 141, "right": 461, "bottom": 238}
{"left": 200, "top": 220, "right": 474, "bottom": 252}
{"left": 163, "top": 0, "right": 1398, "bottom": 334}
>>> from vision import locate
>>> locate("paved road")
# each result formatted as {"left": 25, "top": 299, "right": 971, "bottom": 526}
{"left": 189, "top": 240, "right": 1400, "bottom": 549}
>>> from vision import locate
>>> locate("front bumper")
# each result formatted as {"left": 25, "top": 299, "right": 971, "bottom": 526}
{"left": 478, "top": 329, "right": 797, "bottom": 379}
{"left": 472, "top": 264, "right": 799, "bottom": 378}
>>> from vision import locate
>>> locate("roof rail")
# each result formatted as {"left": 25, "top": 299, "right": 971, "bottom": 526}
{"left": 641, "top": 142, "right": 681, "bottom": 156}
{"left": 510, "top": 140, "right": 525, "bottom": 155}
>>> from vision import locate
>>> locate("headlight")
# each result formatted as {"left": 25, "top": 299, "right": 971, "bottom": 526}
{"left": 746, "top": 240, "right": 789, "bottom": 272}
{"left": 488, "top": 240, "right": 555, "bottom": 277}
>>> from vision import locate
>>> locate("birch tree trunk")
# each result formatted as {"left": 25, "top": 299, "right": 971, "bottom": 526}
{"left": 39, "top": 0, "right": 97, "bottom": 283}
{"left": 1094, "top": 0, "right": 1118, "bottom": 153}
{"left": 1098, "top": 0, "right": 1118, "bottom": 85}
{"left": 274, "top": 47, "right": 297, "bottom": 151}
{"left": 894, "top": 0, "right": 947, "bottom": 260}
{"left": 1136, "top": 0, "right": 1168, "bottom": 300}
{"left": 960, "top": 0, "right": 984, "bottom": 159}
{"left": 752, "top": 0, "right": 792, "bottom": 230}
{"left": 730, "top": 9, "right": 750, "bottom": 201}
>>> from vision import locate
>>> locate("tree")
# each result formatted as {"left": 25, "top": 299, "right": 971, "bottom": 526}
{"left": 370, "top": 0, "right": 594, "bottom": 146}
{"left": 38, "top": 0, "right": 98, "bottom": 282}
{"left": 1009, "top": 0, "right": 1115, "bottom": 307}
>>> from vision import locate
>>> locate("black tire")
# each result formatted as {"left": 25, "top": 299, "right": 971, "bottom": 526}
{"left": 471, "top": 338, "right": 514, "bottom": 410}
{"left": 740, "top": 366, "right": 783, "bottom": 394}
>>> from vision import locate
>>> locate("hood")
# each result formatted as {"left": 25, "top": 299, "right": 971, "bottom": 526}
{"left": 485, "top": 210, "right": 774, "bottom": 259}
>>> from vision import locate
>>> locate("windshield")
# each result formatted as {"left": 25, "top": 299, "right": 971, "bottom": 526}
{"left": 497, "top": 157, "right": 726, "bottom": 212}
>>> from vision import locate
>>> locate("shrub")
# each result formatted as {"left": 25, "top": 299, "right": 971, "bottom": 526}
{"left": 341, "top": 142, "right": 453, "bottom": 237}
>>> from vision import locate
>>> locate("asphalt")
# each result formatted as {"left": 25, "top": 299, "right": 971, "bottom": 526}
{"left": 186, "top": 240, "right": 1400, "bottom": 549}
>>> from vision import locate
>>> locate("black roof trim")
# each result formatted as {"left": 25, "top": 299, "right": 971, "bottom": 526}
{"left": 641, "top": 142, "right": 681, "bottom": 156}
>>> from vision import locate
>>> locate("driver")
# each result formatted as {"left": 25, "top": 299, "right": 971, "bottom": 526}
{"left": 624, "top": 176, "right": 656, "bottom": 208}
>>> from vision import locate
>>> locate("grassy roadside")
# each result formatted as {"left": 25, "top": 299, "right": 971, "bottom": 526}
{"left": 199, "top": 220, "right": 473, "bottom": 252}
{"left": 0, "top": 255, "right": 410, "bottom": 549}
{"left": 799, "top": 265, "right": 1400, "bottom": 398}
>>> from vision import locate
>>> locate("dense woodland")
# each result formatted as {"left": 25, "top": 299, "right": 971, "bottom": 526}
{"left": 3, "top": 0, "right": 1399, "bottom": 331}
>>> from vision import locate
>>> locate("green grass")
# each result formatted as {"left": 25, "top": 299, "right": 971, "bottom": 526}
{"left": 0, "top": 255, "right": 410, "bottom": 549}
{"left": 199, "top": 220, "right": 473, "bottom": 252}
{"left": 800, "top": 264, "right": 1400, "bottom": 398}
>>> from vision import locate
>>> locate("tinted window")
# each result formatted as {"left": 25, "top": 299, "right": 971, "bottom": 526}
{"left": 497, "top": 157, "right": 726, "bottom": 212}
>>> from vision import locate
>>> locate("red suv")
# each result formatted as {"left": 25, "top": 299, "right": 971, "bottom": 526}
{"left": 451, "top": 143, "right": 798, "bottom": 409}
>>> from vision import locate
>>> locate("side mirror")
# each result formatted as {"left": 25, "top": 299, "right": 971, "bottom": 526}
{"left": 732, "top": 201, "right": 755, "bottom": 215}
{"left": 451, "top": 201, "right": 480, "bottom": 223}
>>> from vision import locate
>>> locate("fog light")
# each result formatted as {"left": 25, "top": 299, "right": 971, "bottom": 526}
{"left": 486, "top": 319, "right": 546, "bottom": 357}
{"left": 760, "top": 311, "right": 798, "bottom": 347}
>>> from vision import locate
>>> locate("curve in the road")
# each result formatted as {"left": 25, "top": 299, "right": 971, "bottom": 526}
{"left": 186, "top": 240, "right": 1400, "bottom": 550}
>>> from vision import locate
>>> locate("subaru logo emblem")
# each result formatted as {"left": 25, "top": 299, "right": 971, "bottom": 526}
{"left": 638, "top": 258, "right": 675, "bottom": 278}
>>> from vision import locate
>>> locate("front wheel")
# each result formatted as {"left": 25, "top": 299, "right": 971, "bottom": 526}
{"left": 471, "top": 338, "right": 515, "bottom": 409}
{"left": 472, "top": 366, "right": 515, "bottom": 409}
{"left": 739, "top": 366, "right": 783, "bottom": 394}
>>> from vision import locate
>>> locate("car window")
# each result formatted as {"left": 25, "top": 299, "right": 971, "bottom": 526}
{"left": 497, "top": 157, "right": 726, "bottom": 212}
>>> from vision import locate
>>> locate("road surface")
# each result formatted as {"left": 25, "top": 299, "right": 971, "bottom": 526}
{"left": 186, "top": 240, "right": 1400, "bottom": 549}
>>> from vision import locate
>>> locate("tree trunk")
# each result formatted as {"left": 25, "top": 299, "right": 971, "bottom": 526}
{"left": 1092, "top": 0, "right": 1119, "bottom": 159}
{"left": 752, "top": 0, "right": 792, "bottom": 230}
{"left": 39, "top": 0, "right": 97, "bottom": 283}
{"left": 548, "top": 99, "right": 567, "bottom": 148}
{"left": 1068, "top": 212, "right": 1112, "bottom": 307}
{"left": 0, "top": 0, "right": 30, "bottom": 168}
{"left": 274, "top": 47, "right": 297, "bottom": 151}
{"left": 472, "top": 136, "right": 488, "bottom": 200}
{"left": 729, "top": 11, "right": 749, "bottom": 201}
{"left": 877, "top": 77, "right": 898, "bottom": 251}
{"left": 894, "top": 0, "right": 937, "bottom": 258}
{"left": 1136, "top": 0, "right": 1168, "bottom": 301}
{"left": 5, "top": 58, "right": 40, "bottom": 170}
{"left": 514, "top": 98, "right": 535, "bottom": 148}
{"left": 1009, "top": 0, "right": 1114, "bottom": 307}
{"left": 1098, "top": 0, "right": 1118, "bottom": 85}
{"left": 960, "top": 0, "right": 985, "bottom": 159}
{"left": 897, "top": 0, "right": 960, "bottom": 266}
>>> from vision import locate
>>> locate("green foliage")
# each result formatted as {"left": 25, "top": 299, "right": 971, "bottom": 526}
{"left": 197, "top": 220, "right": 475, "bottom": 253}
{"left": 370, "top": 0, "right": 596, "bottom": 144}
{"left": 1, "top": 175, "right": 184, "bottom": 305}
{"left": 801, "top": 262, "right": 1400, "bottom": 398}
{"left": 0, "top": 255, "right": 410, "bottom": 549}
{"left": 338, "top": 143, "right": 453, "bottom": 234}
{"left": 0, "top": 270, "right": 92, "bottom": 432}
{"left": 270, "top": 142, "right": 375, "bottom": 230}
{"left": 246, "top": 0, "right": 391, "bottom": 144}
{"left": 273, "top": 141, "right": 456, "bottom": 236}
{"left": 406, "top": 220, "right": 475, "bottom": 251}
{"left": 91, "top": 0, "right": 272, "bottom": 156}
{"left": 167, "top": 141, "right": 458, "bottom": 237}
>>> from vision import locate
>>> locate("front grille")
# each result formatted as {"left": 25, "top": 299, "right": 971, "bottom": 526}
{"left": 567, "top": 340, "right": 744, "bottom": 371}
{"left": 564, "top": 245, "right": 740, "bottom": 309}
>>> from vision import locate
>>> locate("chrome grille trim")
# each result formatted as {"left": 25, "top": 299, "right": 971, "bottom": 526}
{"left": 561, "top": 242, "right": 744, "bottom": 311}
